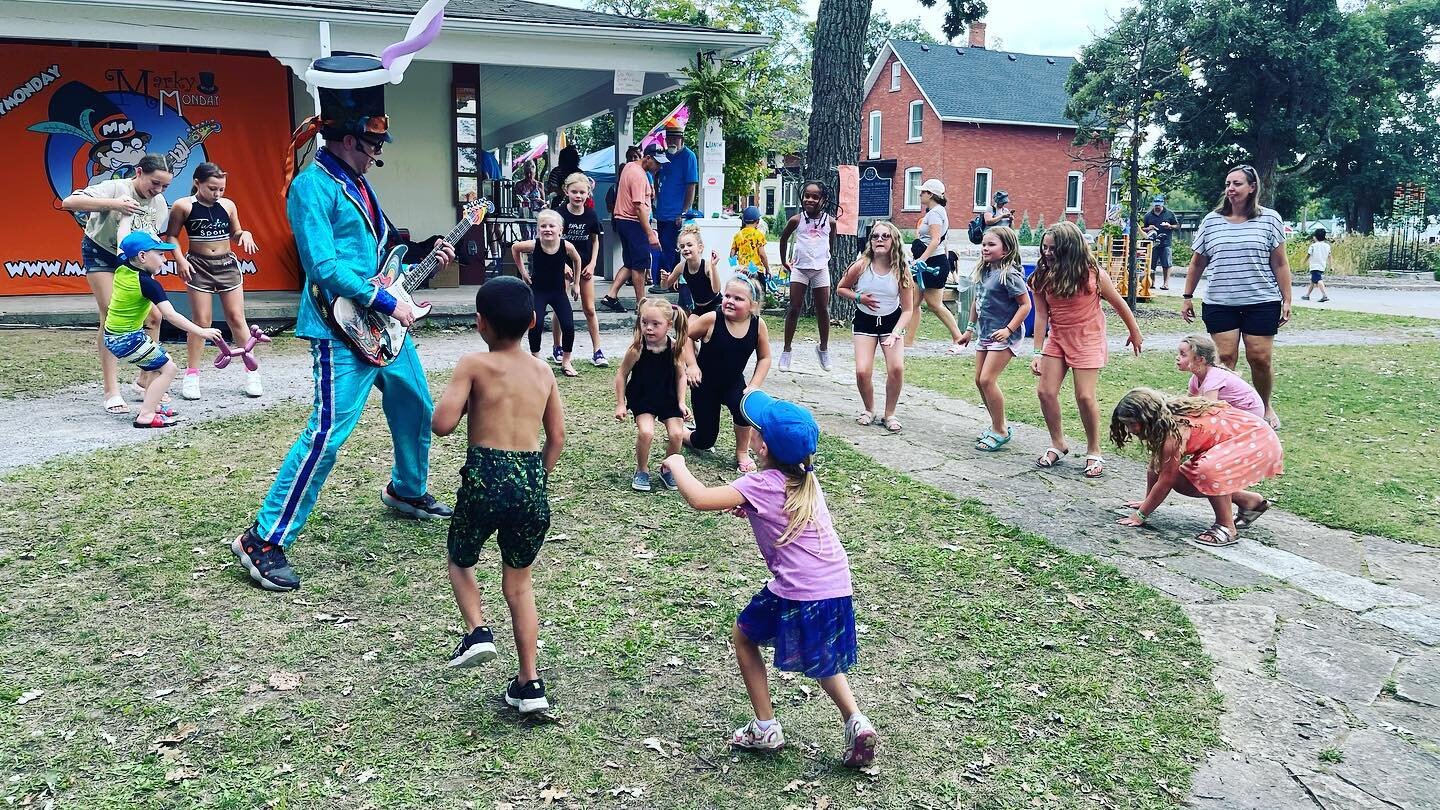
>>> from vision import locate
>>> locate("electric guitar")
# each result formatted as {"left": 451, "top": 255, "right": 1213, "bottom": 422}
{"left": 316, "top": 199, "right": 491, "bottom": 366}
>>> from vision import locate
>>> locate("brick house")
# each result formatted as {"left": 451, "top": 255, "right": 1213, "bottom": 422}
{"left": 860, "top": 28, "right": 1110, "bottom": 234}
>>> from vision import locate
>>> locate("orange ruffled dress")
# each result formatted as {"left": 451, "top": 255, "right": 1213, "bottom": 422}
{"left": 1181, "top": 404, "right": 1284, "bottom": 496}
{"left": 1037, "top": 272, "right": 1108, "bottom": 369}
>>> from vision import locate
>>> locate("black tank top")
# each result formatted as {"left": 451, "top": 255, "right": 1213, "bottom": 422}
{"left": 625, "top": 338, "right": 677, "bottom": 399}
{"left": 698, "top": 315, "right": 758, "bottom": 391}
{"left": 529, "top": 241, "right": 569, "bottom": 292}
{"left": 682, "top": 259, "right": 717, "bottom": 306}
{"left": 184, "top": 198, "right": 232, "bottom": 243}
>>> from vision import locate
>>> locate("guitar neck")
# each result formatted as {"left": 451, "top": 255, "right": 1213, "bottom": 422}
{"left": 401, "top": 206, "right": 486, "bottom": 294}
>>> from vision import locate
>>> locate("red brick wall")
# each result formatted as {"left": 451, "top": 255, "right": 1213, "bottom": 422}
{"left": 861, "top": 52, "right": 1110, "bottom": 232}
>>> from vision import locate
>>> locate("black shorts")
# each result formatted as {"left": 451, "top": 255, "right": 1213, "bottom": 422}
{"left": 852, "top": 307, "right": 903, "bottom": 337}
{"left": 447, "top": 446, "right": 550, "bottom": 570}
{"left": 1310, "top": 270, "right": 1324, "bottom": 284}
{"left": 613, "top": 219, "right": 651, "bottom": 272}
{"left": 1201, "top": 300, "right": 1282, "bottom": 337}
{"left": 909, "top": 240, "right": 951, "bottom": 290}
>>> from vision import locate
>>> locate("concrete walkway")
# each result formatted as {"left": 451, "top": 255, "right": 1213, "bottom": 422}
{"left": 764, "top": 340, "right": 1440, "bottom": 810}
{"left": 4, "top": 329, "right": 1439, "bottom": 808}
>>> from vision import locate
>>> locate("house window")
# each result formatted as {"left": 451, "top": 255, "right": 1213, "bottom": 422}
{"left": 1108, "top": 165, "right": 1122, "bottom": 206}
{"left": 973, "top": 168, "right": 992, "bottom": 211}
{"left": 904, "top": 167, "right": 923, "bottom": 211}
{"left": 783, "top": 179, "right": 799, "bottom": 209}
{"left": 1066, "top": 172, "right": 1083, "bottom": 212}
{"left": 889, "top": 61, "right": 901, "bottom": 91}
{"left": 764, "top": 186, "right": 777, "bottom": 216}
{"left": 868, "top": 111, "right": 882, "bottom": 159}
{"left": 908, "top": 101, "right": 923, "bottom": 142}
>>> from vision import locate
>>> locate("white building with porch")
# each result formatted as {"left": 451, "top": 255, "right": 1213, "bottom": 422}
{"left": 0, "top": 0, "right": 765, "bottom": 307}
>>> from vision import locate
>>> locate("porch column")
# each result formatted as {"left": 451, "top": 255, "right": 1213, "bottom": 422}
{"left": 608, "top": 101, "right": 637, "bottom": 281}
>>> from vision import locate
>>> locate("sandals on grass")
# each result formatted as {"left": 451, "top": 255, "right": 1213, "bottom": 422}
{"left": 1036, "top": 447, "right": 1069, "bottom": 468}
{"left": 1195, "top": 524, "right": 1238, "bottom": 547}
{"left": 1235, "top": 499, "right": 1271, "bottom": 529}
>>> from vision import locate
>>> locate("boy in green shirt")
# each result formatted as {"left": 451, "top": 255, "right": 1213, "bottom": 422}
{"left": 104, "top": 232, "right": 223, "bottom": 428}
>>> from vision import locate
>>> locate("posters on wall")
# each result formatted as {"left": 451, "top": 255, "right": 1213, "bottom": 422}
{"left": 1, "top": 44, "right": 299, "bottom": 295}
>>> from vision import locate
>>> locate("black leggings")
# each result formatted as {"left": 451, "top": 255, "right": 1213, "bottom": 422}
{"left": 528, "top": 288, "right": 575, "bottom": 354}
{"left": 689, "top": 383, "right": 749, "bottom": 450}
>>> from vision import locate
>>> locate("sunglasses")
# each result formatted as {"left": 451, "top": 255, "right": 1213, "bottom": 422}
{"left": 870, "top": 232, "right": 893, "bottom": 241}
{"left": 1231, "top": 164, "right": 1257, "bottom": 180}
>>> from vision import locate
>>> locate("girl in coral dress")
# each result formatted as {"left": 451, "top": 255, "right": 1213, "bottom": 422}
{"left": 1029, "top": 221, "right": 1144, "bottom": 477}
{"left": 1110, "top": 387, "right": 1282, "bottom": 547}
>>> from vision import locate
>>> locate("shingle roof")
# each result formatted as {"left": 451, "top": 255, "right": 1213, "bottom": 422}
{"left": 234, "top": 0, "right": 739, "bottom": 34}
{"left": 890, "top": 40, "right": 1078, "bottom": 128}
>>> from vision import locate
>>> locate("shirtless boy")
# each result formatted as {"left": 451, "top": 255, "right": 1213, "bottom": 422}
{"left": 432, "top": 276, "right": 565, "bottom": 713}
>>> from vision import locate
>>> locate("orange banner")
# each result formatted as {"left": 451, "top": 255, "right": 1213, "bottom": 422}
{"left": 1, "top": 45, "right": 299, "bottom": 295}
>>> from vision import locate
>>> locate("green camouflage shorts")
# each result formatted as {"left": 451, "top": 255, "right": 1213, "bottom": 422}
{"left": 447, "top": 446, "right": 550, "bottom": 569}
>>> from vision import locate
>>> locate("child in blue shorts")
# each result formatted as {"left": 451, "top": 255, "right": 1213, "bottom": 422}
{"left": 432, "top": 277, "right": 566, "bottom": 714}
{"left": 104, "top": 232, "right": 222, "bottom": 428}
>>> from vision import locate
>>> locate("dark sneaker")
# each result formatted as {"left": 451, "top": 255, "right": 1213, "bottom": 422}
{"left": 381, "top": 484, "right": 453, "bottom": 520}
{"left": 631, "top": 471, "right": 652, "bottom": 492}
{"left": 591, "top": 349, "right": 608, "bottom": 368}
{"left": 504, "top": 677, "right": 549, "bottom": 713}
{"left": 647, "top": 284, "right": 667, "bottom": 295}
{"left": 658, "top": 468, "right": 677, "bottom": 490}
{"left": 551, "top": 345, "right": 563, "bottom": 364}
{"left": 448, "top": 625, "right": 497, "bottom": 668}
{"left": 230, "top": 527, "right": 300, "bottom": 592}
{"left": 599, "top": 296, "right": 624, "bottom": 313}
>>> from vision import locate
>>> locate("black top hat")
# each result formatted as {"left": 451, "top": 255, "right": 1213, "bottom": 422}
{"left": 312, "top": 55, "right": 391, "bottom": 143}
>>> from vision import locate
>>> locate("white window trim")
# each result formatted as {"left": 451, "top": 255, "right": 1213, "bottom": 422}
{"left": 1066, "top": 171, "right": 1084, "bottom": 213}
{"left": 903, "top": 167, "right": 924, "bottom": 212}
{"left": 907, "top": 100, "right": 923, "bottom": 143}
{"left": 868, "top": 111, "right": 882, "bottom": 159}
{"left": 973, "top": 168, "right": 993, "bottom": 212}
{"left": 889, "top": 61, "right": 901, "bottom": 92}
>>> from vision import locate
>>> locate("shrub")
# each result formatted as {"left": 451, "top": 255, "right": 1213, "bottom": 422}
{"left": 1171, "top": 240, "right": 1193, "bottom": 267}
{"left": 1035, "top": 215, "right": 1047, "bottom": 242}
{"left": 1076, "top": 215, "right": 1088, "bottom": 233}
{"left": 1283, "top": 234, "right": 1440, "bottom": 277}
{"left": 1018, "top": 212, "right": 1034, "bottom": 245}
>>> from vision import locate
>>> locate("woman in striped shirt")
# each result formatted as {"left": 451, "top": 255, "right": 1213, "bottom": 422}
{"left": 1180, "top": 165, "right": 1292, "bottom": 430}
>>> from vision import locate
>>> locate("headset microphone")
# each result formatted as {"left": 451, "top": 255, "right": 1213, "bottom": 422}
{"left": 373, "top": 158, "right": 385, "bottom": 168}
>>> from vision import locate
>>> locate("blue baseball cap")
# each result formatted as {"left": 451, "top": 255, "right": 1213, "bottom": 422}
{"left": 741, "top": 205, "right": 761, "bottom": 223}
{"left": 1152, "top": 195, "right": 1166, "bottom": 204}
{"left": 740, "top": 390, "right": 818, "bottom": 466}
{"left": 120, "top": 231, "right": 178, "bottom": 262}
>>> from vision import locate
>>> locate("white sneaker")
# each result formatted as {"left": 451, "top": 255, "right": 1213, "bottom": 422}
{"left": 731, "top": 719, "right": 784, "bottom": 751}
{"left": 181, "top": 373, "right": 201, "bottom": 400}
{"left": 816, "top": 348, "right": 832, "bottom": 372}
{"left": 778, "top": 351, "right": 792, "bottom": 371}
{"left": 842, "top": 713, "right": 879, "bottom": 767}
{"left": 244, "top": 371, "right": 263, "bottom": 398}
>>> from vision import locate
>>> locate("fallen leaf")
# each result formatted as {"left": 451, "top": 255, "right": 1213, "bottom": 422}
{"left": 16, "top": 689, "right": 43, "bottom": 705}
{"left": 1139, "top": 629, "right": 1157, "bottom": 641}
{"left": 665, "top": 657, "right": 683, "bottom": 667}
{"left": 495, "top": 803, "right": 515, "bottom": 810}
{"left": 165, "top": 767, "right": 200, "bottom": 783}
{"left": 362, "top": 649, "right": 379, "bottom": 662}
{"left": 642, "top": 737, "right": 669, "bottom": 757}
{"left": 268, "top": 672, "right": 303, "bottom": 691}
{"left": 355, "top": 768, "right": 378, "bottom": 784}
{"left": 115, "top": 647, "right": 149, "bottom": 658}
{"left": 153, "top": 687, "right": 176, "bottom": 698}
{"left": 150, "top": 723, "right": 199, "bottom": 752}
{"left": 274, "top": 763, "right": 295, "bottom": 775}
{"left": 1065, "top": 594, "right": 1088, "bottom": 610}
{"left": 783, "top": 779, "right": 806, "bottom": 793}
{"left": 539, "top": 786, "right": 570, "bottom": 805}
{"left": 603, "top": 760, "right": 621, "bottom": 769}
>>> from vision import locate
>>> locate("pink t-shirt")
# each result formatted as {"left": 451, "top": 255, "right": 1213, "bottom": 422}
{"left": 730, "top": 469, "right": 852, "bottom": 601}
{"left": 1189, "top": 366, "right": 1264, "bottom": 418}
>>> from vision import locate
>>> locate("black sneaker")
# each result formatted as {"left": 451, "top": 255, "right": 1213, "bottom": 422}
{"left": 381, "top": 483, "right": 453, "bottom": 520}
{"left": 599, "top": 296, "right": 625, "bottom": 313}
{"left": 504, "top": 676, "right": 549, "bottom": 714}
{"left": 230, "top": 527, "right": 300, "bottom": 592}
{"left": 448, "top": 625, "right": 497, "bottom": 668}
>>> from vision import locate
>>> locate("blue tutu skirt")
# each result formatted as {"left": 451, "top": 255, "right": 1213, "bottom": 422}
{"left": 737, "top": 586, "right": 857, "bottom": 679}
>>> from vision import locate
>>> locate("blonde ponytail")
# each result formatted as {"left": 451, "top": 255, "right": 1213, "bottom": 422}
{"left": 775, "top": 457, "right": 821, "bottom": 546}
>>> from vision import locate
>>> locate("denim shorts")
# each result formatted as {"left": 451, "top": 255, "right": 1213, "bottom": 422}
{"left": 82, "top": 237, "right": 121, "bottom": 273}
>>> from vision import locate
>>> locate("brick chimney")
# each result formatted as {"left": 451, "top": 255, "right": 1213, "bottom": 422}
{"left": 968, "top": 21, "right": 987, "bottom": 49}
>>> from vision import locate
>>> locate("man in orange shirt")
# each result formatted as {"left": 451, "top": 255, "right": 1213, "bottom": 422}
{"left": 599, "top": 144, "right": 667, "bottom": 312}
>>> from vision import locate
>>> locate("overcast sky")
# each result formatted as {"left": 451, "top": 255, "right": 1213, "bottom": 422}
{"left": 857, "top": 0, "right": 1130, "bottom": 57}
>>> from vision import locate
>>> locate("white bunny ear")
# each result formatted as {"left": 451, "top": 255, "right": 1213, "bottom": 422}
{"left": 379, "top": 0, "right": 450, "bottom": 84}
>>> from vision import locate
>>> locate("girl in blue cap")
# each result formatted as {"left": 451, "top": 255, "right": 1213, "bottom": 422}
{"left": 665, "top": 391, "right": 878, "bottom": 768}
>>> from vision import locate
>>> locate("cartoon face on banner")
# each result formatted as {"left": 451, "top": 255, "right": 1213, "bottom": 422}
{"left": 2, "top": 46, "right": 298, "bottom": 295}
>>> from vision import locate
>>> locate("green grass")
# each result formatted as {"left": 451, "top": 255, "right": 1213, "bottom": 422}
{"left": 767, "top": 300, "right": 1437, "bottom": 351}
{"left": 907, "top": 341, "right": 1440, "bottom": 547}
{"left": 0, "top": 328, "right": 310, "bottom": 399}
{"left": 0, "top": 369, "right": 1220, "bottom": 808}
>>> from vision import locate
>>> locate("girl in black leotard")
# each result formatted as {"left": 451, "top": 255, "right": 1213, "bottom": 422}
{"left": 685, "top": 276, "right": 772, "bottom": 472}
{"left": 614, "top": 298, "right": 692, "bottom": 492}
{"left": 512, "top": 210, "right": 583, "bottom": 377}
{"left": 663, "top": 225, "right": 722, "bottom": 317}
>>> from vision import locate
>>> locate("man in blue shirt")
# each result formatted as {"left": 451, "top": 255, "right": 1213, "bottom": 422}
{"left": 1142, "top": 195, "right": 1180, "bottom": 289}
{"left": 652, "top": 121, "right": 698, "bottom": 289}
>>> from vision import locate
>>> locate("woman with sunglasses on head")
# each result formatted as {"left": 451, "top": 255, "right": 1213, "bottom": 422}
{"left": 1180, "top": 165, "right": 1291, "bottom": 430}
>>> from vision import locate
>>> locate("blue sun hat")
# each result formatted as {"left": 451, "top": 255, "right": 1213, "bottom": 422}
{"left": 740, "top": 390, "right": 819, "bottom": 466}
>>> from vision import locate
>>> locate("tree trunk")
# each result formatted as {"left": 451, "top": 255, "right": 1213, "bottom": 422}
{"left": 1354, "top": 200, "right": 1375, "bottom": 235}
{"left": 1125, "top": 135, "right": 1142, "bottom": 310}
{"left": 805, "top": 0, "right": 871, "bottom": 322}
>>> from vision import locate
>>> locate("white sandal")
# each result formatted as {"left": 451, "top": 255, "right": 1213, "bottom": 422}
{"left": 1083, "top": 455, "right": 1105, "bottom": 478}
{"left": 1036, "top": 447, "right": 1069, "bottom": 468}
{"left": 856, "top": 411, "right": 875, "bottom": 426}
{"left": 103, "top": 395, "right": 129, "bottom": 415}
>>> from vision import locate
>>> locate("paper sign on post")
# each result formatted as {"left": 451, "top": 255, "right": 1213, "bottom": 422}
{"left": 613, "top": 70, "right": 645, "bottom": 96}
{"left": 837, "top": 165, "right": 859, "bottom": 236}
